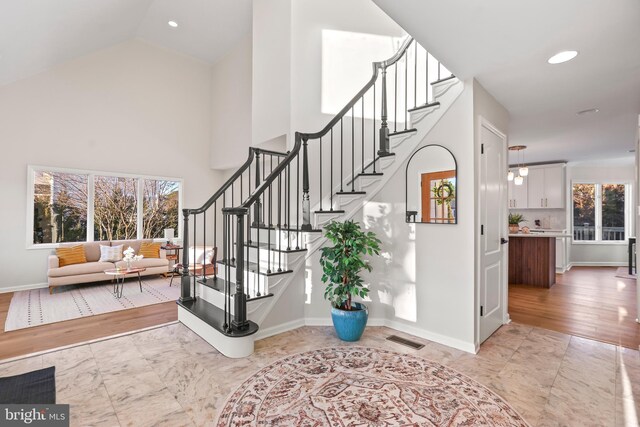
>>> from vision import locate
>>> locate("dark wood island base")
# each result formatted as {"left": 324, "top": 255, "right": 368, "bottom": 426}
{"left": 508, "top": 236, "right": 556, "bottom": 288}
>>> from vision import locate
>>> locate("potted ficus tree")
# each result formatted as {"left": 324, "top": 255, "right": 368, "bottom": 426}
{"left": 320, "top": 220, "right": 381, "bottom": 341}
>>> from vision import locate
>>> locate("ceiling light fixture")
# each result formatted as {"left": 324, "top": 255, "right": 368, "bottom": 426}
{"left": 508, "top": 145, "right": 528, "bottom": 185}
{"left": 547, "top": 50, "right": 578, "bottom": 64}
{"left": 168, "top": 20, "right": 178, "bottom": 28}
{"left": 577, "top": 108, "right": 599, "bottom": 115}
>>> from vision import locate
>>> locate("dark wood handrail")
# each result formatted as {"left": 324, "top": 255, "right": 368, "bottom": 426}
{"left": 186, "top": 147, "right": 257, "bottom": 215}
{"left": 300, "top": 36, "right": 414, "bottom": 141}
{"left": 233, "top": 36, "right": 414, "bottom": 212}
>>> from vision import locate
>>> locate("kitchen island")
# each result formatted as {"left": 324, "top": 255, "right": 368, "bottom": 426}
{"left": 508, "top": 233, "right": 570, "bottom": 287}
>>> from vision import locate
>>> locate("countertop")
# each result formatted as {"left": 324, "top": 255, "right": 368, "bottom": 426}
{"left": 509, "top": 233, "right": 571, "bottom": 238}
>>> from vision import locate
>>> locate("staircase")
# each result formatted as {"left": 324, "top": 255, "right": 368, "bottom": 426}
{"left": 176, "top": 36, "right": 463, "bottom": 358}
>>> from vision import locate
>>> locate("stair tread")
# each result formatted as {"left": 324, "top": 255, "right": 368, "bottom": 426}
{"left": 197, "top": 277, "right": 276, "bottom": 301}
{"left": 250, "top": 224, "right": 322, "bottom": 233}
{"left": 217, "top": 259, "right": 293, "bottom": 276}
{"left": 389, "top": 128, "right": 417, "bottom": 137}
{"left": 431, "top": 75, "right": 456, "bottom": 85}
{"left": 244, "top": 241, "right": 307, "bottom": 253}
{"left": 176, "top": 298, "right": 259, "bottom": 337}
{"left": 315, "top": 209, "right": 346, "bottom": 214}
{"left": 336, "top": 191, "right": 367, "bottom": 195}
{"left": 408, "top": 101, "right": 441, "bottom": 113}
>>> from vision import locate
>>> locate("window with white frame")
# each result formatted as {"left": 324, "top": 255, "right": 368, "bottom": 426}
{"left": 572, "top": 182, "right": 630, "bottom": 242}
{"left": 29, "top": 166, "right": 181, "bottom": 247}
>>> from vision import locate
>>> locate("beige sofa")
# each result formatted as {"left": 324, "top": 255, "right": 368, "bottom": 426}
{"left": 47, "top": 239, "right": 170, "bottom": 293}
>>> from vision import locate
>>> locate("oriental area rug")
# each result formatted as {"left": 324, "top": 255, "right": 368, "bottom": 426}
{"left": 5, "top": 276, "right": 179, "bottom": 331}
{"left": 218, "top": 347, "right": 529, "bottom": 426}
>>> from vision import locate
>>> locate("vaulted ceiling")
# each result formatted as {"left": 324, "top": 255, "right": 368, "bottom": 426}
{"left": 0, "top": 0, "right": 252, "bottom": 86}
{"left": 373, "top": 0, "right": 640, "bottom": 163}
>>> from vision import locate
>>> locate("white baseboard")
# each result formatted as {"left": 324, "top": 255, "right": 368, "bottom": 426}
{"left": 303, "top": 316, "right": 475, "bottom": 354}
{"left": 568, "top": 262, "right": 626, "bottom": 268}
{"left": 253, "top": 318, "right": 306, "bottom": 341}
{"left": 0, "top": 282, "right": 48, "bottom": 293}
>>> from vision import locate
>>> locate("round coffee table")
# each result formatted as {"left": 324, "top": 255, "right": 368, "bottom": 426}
{"left": 104, "top": 267, "right": 146, "bottom": 298}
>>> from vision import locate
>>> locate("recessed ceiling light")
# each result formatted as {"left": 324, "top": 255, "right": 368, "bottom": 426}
{"left": 576, "top": 108, "right": 599, "bottom": 115}
{"left": 168, "top": 21, "right": 178, "bottom": 28}
{"left": 547, "top": 50, "right": 578, "bottom": 64}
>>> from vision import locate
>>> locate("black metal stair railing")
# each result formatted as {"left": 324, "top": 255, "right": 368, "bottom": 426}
{"left": 181, "top": 36, "right": 454, "bottom": 336}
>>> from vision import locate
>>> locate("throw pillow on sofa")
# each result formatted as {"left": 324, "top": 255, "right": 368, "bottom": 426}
{"left": 99, "top": 244, "right": 123, "bottom": 262}
{"left": 139, "top": 242, "right": 162, "bottom": 258}
{"left": 56, "top": 245, "right": 87, "bottom": 267}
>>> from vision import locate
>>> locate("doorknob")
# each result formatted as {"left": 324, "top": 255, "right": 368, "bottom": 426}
{"left": 500, "top": 238, "right": 509, "bottom": 245}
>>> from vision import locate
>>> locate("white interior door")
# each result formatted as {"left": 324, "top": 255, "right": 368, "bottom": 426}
{"left": 479, "top": 119, "right": 508, "bottom": 343}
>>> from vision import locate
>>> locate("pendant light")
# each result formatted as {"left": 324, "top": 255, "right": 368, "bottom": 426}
{"left": 508, "top": 145, "right": 528, "bottom": 184}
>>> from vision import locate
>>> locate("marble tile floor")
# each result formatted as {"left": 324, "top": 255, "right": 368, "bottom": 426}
{"left": 1, "top": 322, "right": 639, "bottom": 426}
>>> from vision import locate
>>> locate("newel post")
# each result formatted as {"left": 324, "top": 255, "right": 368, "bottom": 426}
{"left": 232, "top": 210, "right": 249, "bottom": 329}
{"left": 301, "top": 137, "right": 312, "bottom": 231}
{"left": 179, "top": 209, "right": 194, "bottom": 303}
{"left": 378, "top": 64, "right": 390, "bottom": 156}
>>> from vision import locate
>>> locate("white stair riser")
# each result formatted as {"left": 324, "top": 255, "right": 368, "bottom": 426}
{"left": 218, "top": 265, "right": 269, "bottom": 291}
{"left": 197, "top": 283, "right": 269, "bottom": 315}
{"left": 250, "top": 228, "right": 302, "bottom": 248}
{"left": 178, "top": 306, "right": 254, "bottom": 358}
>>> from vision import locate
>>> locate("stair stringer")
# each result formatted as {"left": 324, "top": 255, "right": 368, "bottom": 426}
{"left": 252, "top": 78, "right": 464, "bottom": 331}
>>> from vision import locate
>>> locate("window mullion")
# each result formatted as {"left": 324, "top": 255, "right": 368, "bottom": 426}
{"left": 595, "top": 184, "right": 602, "bottom": 241}
{"left": 87, "top": 174, "right": 95, "bottom": 242}
{"left": 137, "top": 178, "right": 144, "bottom": 240}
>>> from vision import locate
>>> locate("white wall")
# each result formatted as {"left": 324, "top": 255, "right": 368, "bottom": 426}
{"left": 303, "top": 81, "right": 478, "bottom": 351}
{"left": 567, "top": 161, "right": 635, "bottom": 266}
{"left": 210, "top": 34, "right": 252, "bottom": 170}
{"left": 0, "top": 39, "right": 221, "bottom": 291}
{"left": 252, "top": 0, "right": 292, "bottom": 147}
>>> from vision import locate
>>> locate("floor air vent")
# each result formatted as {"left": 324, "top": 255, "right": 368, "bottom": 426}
{"left": 386, "top": 335, "right": 425, "bottom": 350}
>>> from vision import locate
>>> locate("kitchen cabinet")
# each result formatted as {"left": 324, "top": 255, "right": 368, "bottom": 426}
{"left": 526, "top": 164, "right": 565, "bottom": 209}
{"left": 508, "top": 179, "right": 528, "bottom": 209}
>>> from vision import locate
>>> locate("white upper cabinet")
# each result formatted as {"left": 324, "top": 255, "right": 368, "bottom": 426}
{"left": 508, "top": 179, "right": 528, "bottom": 208}
{"left": 525, "top": 164, "right": 565, "bottom": 209}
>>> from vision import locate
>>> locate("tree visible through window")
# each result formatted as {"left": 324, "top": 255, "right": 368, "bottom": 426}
{"left": 572, "top": 183, "right": 627, "bottom": 242}
{"left": 33, "top": 172, "right": 88, "bottom": 244}
{"left": 143, "top": 180, "right": 179, "bottom": 239}
{"left": 30, "top": 167, "right": 182, "bottom": 245}
{"left": 94, "top": 176, "right": 138, "bottom": 241}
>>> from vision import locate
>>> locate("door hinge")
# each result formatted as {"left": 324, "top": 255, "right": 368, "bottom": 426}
{"left": 480, "top": 306, "right": 484, "bottom": 316}
{"left": 481, "top": 144, "right": 484, "bottom": 154}
{"left": 481, "top": 224, "right": 484, "bottom": 235}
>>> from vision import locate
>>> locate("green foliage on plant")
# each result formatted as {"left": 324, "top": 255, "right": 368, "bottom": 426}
{"left": 508, "top": 213, "right": 526, "bottom": 225}
{"left": 319, "top": 220, "right": 381, "bottom": 311}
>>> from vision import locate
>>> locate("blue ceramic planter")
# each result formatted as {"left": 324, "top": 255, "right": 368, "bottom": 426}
{"left": 331, "top": 302, "right": 368, "bottom": 341}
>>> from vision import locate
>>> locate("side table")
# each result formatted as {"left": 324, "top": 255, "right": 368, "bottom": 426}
{"left": 104, "top": 268, "right": 146, "bottom": 298}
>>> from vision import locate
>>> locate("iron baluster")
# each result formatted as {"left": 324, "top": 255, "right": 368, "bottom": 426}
{"left": 330, "top": 128, "right": 334, "bottom": 210}
{"left": 351, "top": 105, "right": 355, "bottom": 191}
{"left": 301, "top": 138, "right": 311, "bottom": 231}
{"left": 394, "top": 62, "right": 397, "bottom": 133}
{"left": 379, "top": 65, "right": 389, "bottom": 156}
{"left": 319, "top": 136, "right": 323, "bottom": 211}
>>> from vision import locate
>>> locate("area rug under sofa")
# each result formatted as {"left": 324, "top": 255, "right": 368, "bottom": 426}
{"left": 4, "top": 276, "right": 179, "bottom": 331}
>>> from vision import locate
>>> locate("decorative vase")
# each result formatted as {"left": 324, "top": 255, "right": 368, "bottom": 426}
{"left": 509, "top": 224, "right": 519, "bottom": 234}
{"left": 331, "top": 302, "right": 368, "bottom": 342}
{"left": 125, "top": 260, "right": 132, "bottom": 270}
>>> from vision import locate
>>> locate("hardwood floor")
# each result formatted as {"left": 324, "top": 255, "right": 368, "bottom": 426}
{"left": 509, "top": 266, "right": 640, "bottom": 349}
{"left": 0, "top": 291, "right": 177, "bottom": 361}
